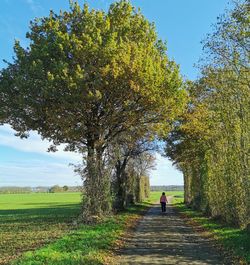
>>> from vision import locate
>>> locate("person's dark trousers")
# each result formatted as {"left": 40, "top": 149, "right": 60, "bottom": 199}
{"left": 161, "top": 202, "right": 166, "bottom": 212}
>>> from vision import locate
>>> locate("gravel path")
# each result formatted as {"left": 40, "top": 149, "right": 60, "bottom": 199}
{"left": 117, "top": 203, "right": 227, "bottom": 265}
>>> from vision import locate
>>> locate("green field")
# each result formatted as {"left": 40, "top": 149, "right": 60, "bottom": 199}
{"left": 145, "top": 190, "right": 184, "bottom": 204}
{"left": 0, "top": 193, "right": 81, "bottom": 265}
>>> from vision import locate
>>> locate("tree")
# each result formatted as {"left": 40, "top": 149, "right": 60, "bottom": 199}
{"left": 63, "top": 185, "right": 69, "bottom": 191}
{"left": 49, "top": 185, "right": 63, "bottom": 193}
{"left": 0, "top": 1, "right": 185, "bottom": 220}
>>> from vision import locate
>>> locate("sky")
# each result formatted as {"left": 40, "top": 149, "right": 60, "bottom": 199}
{"left": 0, "top": 0, "right": 230, "bottom": 187}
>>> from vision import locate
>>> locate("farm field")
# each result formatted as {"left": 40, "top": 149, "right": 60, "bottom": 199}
{"left": 0, "top": 193, "right": 81, "bottom": 265}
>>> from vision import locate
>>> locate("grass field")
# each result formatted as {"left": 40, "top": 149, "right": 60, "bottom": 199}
{"left": 146, "top": 190, "right": 184, "bottom": 203}
{"left": 0, "top": 193, "right": 81, "bottom": 265}
{"left": 0, "top": 191, "right": 185, "bottom": 265}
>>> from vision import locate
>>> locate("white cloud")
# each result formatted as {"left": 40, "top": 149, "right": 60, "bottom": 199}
{"left": 0, "top": 160, "right": 81, "bottom": 186}
{"left": 0, "top": 125, "right": 82, "bottom": 187}
{"left": 0, "top": 125, "right": 183, "bottom": 186}
{"left": 0, "top": 124, "right": 81, "bottom": 161}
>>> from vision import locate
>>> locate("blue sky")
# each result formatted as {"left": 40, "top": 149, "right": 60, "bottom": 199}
{"left": 0, "top": 0, "right": 230, "bottom": 187}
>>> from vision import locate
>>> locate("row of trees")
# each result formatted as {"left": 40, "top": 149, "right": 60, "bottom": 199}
{"left": 0, "top": 185, "right": 83, "bottom": 193}
{"left": 164, "top": 0, "right": 249, "bottom": 228}
{"left": 0, "top": 1, "right": 186, "bottom": 221}
{"left": 0, "top": 186, "right": 32, "bottom": 194}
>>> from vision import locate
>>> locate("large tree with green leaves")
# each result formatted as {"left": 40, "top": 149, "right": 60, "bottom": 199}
{"left": 0, "top": 1, "right": 185, "bottom": 220}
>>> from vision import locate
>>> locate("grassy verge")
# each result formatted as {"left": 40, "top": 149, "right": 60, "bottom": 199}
{"left": 172, "top": 197, "right": 249, "bottom": 264}
{"left": 5, "top": 194, "right": 157, "bottom": 265}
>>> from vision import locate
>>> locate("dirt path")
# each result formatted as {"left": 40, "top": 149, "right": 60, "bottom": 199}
{"left": 117, "top": 203, "right": 227, "bottom": 265}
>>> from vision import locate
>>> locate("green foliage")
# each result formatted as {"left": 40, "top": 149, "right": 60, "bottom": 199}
{"left": 62, "top": 185, "right": 69, "bottom": 192}
{"left": 144, "top": 176, "right": 150, "bottom": 198}
{"left": 0, "top": 187, "right": 32, "bottom": 194}
{"left": 111, "top": 139, "right": 155, "bottom": 210}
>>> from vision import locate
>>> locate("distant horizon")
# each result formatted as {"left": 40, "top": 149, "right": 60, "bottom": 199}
{"left": 0, "top": 184, "right": 184, "bottom": 188}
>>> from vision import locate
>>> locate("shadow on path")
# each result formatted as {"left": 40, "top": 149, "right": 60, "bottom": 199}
{"left": 118, "top": 204, "right": 227, "bottom": 265}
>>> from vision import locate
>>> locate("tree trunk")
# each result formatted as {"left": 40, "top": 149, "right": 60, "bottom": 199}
{"left": 114, "top": 158, "right": 128, "bottom": 210}
{"left": 184, "top": 166, "right": 192, "bottom": 205}
{"left": 82, "top": 139, "right": 111, "bottom": 222}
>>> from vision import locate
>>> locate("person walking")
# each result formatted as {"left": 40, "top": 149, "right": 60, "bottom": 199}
{"left": 160, "top": 192, "right": 168, "bottom": 212}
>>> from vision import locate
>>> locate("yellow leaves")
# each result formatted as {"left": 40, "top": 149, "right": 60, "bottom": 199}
{"left": 95, "top": 90, "right": 102, "bottom": 100}
{"left": 86, "top": 89, "right": 94, "bottom": 99}
{"left": 179, "top": 97, "right": 214, "bottom": 141}
{"left": 62, "top": 68, "right": 68, "bottom": 77}
{"left": 151, "top": 122, "right": 171, "bottom": 138}
{"left": 47, "top": 71, "right": 54, "bottom": 81}
{"left": 129, "top": 80, "right": 140, "bottom": 92}
{"left": 75, "top": 64, "right": 84, "bottom": 80}
{"left": 86, "top": 90, "right": 102, "bottom": 101}
{"left": 58, "top": 43, "right": 64, "bottom": 52}
{"left": 105, "top": 17, "right": 111, "bottom": 31}
{"left": 100, "top": 65, "right": 111, "bottom": 76}
{"left": 68, "top": 77, "right": 77, "bottom": 90}
{"left": 109, "top": 61, "right": 120, "bottom": 79}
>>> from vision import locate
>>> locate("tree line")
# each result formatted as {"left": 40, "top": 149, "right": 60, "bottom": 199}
{"left": 165, "top": 0, "right": 249, "bottom": 228}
